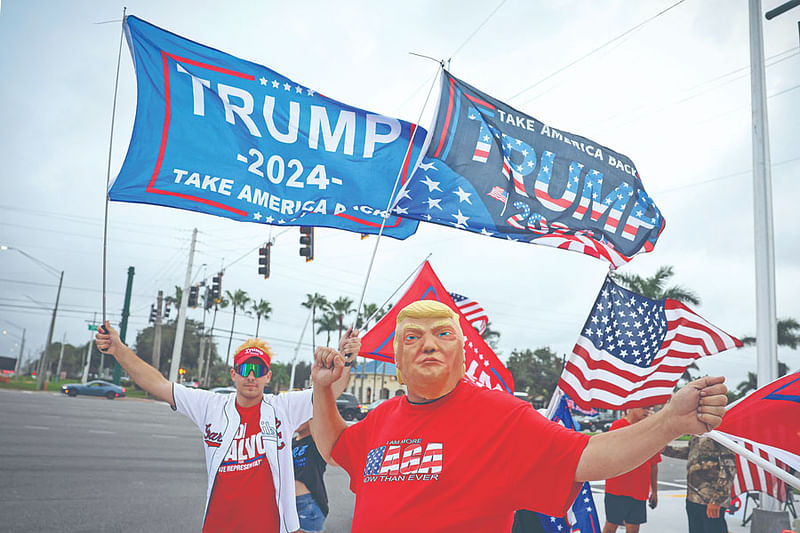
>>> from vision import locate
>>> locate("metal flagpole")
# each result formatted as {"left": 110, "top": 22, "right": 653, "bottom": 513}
{"left": 748, "top": 0, "right": 778, "bottom": 387}
{"left": 101, "top": 7, "right": 127, "bottom": 325}
{"left": 349, "top": 66, "right": 442, "bottom": 331}
{"left": 707, "top": 430, "right": 800, "bottom": 491}
{"left": 360, "top": 253, "right": 432, "bottom": 327}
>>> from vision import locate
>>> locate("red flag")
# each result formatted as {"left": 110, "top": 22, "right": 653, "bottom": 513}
{"left": 716, "top": 372, "right": 800, "bottom": 499}
{"left": 360, "top": 261, "right": 514, "bottom": 393}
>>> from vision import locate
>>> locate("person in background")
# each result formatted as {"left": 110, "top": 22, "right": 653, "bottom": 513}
{"left": 602, "top": 406, "right": 661, "bottom": 533}
{"left": 685, "top": 436, "right": 737, "bottom": 533}
{"left": 293, "top": 420, "right": 329, "bottom": 533}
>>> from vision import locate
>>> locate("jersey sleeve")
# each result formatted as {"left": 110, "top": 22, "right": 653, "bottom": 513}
{"left": 273, "top": 388, "right": 313, "bottom": 434}
{"left": 173, "top": 384, "right": 215, "bottom": 429}
{"left": 505, "top": 403, "right": 591, "bottom": 516}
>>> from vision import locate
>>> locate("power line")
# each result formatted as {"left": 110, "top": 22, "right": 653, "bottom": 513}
{"left": 449, "top": 0, "right": 508, "bottom": 62}
{"left": 507, "top": 0, "right": 688, "bottom": 101}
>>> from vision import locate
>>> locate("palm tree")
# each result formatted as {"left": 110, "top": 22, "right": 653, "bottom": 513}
{"left": 330, "top": 296, "right": 355, "bottom": 339}
{"left": 356, "top": 303, "right": 380, "bottom": 330}
{"left": 224, "top": 289, "right": 251, "bottom": 365}
{"left": 611, "top": 265, "right": 700, "bottom": 305}
{"left": 481, "top": 321, "right": 502, "bottom": 350}
{"left": 315, "top": 311, "right": 339, "bottom": 347}
{"left": 735, "top": 317, "right": 799, "bottom": 397}
{"left": 302, "top": 293, "right": 329, "bottom": 352}
{"left": 251, "top": 299, "right": 272, "bottom": 337}
{"left": 164, "top": 285, "right": 183, "bottom": 322}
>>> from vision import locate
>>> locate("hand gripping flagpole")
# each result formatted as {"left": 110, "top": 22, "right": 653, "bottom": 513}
{"left": 101, "top": 7, "right": 127, "bottom": 325}
{"left": 348, "top": 66, "right": 442, "bottom": 335}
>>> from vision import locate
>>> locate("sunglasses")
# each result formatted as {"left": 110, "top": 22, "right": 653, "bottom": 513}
{"left": 235, "top": 362, "right": 269, "bottom": 378}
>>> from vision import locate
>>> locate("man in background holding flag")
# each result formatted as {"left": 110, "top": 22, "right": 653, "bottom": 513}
{"left": 310, "top": 300, "right": 730, "bottom": 532}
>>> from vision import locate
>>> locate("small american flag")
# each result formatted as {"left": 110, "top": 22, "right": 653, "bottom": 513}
{"left": 364, "top": 446, "right": 386, "bottom": 475}
{"left": 449, "top": 292, "right": 489, "bottom": 335}
{"left": 559, "top": 277, "right": 742, "bottom": 410}
{"left": 486, "top": 186, "right": 508, "bottom": 204}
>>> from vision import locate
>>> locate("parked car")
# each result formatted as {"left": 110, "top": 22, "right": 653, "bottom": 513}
{"left": 359, "top": 398, "right": 388, "bottom": 418}
{"left": 336, "top": 392, "right": 363, "bottom": 421}
{"left": 209, "top": 386, "right": 236, "bottom": 394}
{"left": 574, "top": 411, "right": 617, "bottom": 432}
{"left": 61, "top": 380, "right": 126, "bottom": 399}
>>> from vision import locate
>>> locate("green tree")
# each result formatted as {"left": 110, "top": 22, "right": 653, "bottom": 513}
{"left": 131, "top": 319, "right": 218, "bottom": 383}
{"left": 611, "top": 265, "right": 700, "bottom": 305}
{"left": 506, "top": 347, "right": 563, "bottom": 402}
{"left": 734, "top": 318, "right": 798, "bottom": 398}
{"left": 316, "top": 311, "right": 339, "bottom": 347}
{"left": 330, "top": 296, "right": 355, "bottom": 339}
{"left": 302, "top": 293, "right": 329, "bottom": 352}
{"left": 224, "top": 289, "right": 251, "bottom": 365}
{"left": 251, "top": 299, "right": 272, "bottom": 337}
{"left": 356, "top": 303, "right": 379, "bottom": 329}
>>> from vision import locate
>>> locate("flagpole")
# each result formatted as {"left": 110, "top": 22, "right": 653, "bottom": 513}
{"left": 349, "top": 67, "right": 441, "bottom": 331}
{"left": 707, "top": 430, "right": 800, "bottom": 492}
{"left": 360, "top": 253, "right": 432, "bottom": 327}
{"left": 101, "top": 7, "right": 127, "bottom": 324}
{"left": 544, "top": 386, "right": 564, "bottom": 419}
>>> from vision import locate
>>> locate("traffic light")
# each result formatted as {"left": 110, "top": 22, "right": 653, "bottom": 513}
{"left": 149, "top": 304, "right": 157, "bottom": 323}
{"left": 204, "top": 286, "right": 213, "bottom": 310}
{"left": 258, "top": 243, "right": 271, "bottom": 278}
{"left": 164, "top": 301, "right": 171, "bottom": 319}
{"left": 211, "top": 272, "right": 223, "bottom": 303}
{"left": 188, "top": 285, "right": 199, "bottom": 307}
{"left": 299, "top": 227, "right": 314, "bottom": 262}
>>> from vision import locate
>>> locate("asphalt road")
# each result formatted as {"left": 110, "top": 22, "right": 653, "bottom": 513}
{"left": 0, "top": 389, "right": 354, "bottom": 533}
{"left": 2, "top": 389, "right": 750, "bottom": 533}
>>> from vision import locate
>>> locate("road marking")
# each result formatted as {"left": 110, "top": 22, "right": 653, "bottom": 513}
{"left": 152, "top": 434, "right": 177, "bottom": 439}
{"left": 658, "top": 481, "right": 687, "bottom": 488}
{"left": 25, "top": 425, "right": 49, "bottom": 430}
{"left": 89, "top": 429, "right": 115, "bottom": 434}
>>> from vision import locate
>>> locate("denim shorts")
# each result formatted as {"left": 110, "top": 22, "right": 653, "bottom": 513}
{"left": 296, "top": 493, "right": 326, "bottom": 532}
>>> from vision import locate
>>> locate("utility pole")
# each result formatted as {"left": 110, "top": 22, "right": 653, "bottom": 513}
{"left": 152, "top": 290, "right": 164, "bottom": 374}
{"left": 113, "top": 266, "right": 135, "bottom": 385}
{"left": 37, "top": 270, "right": 63, "bottom": 391}
{"left": 55, "top": 332, "right": 66, "bottom": 381}
{"left": 749, "top": 0, "right": 778, "bottom": 387}
{"left": 169, "top": 228, "right": 197, "bottom": 383}
{"left": 13, "top": 329, "right": 25, "bottom": 376}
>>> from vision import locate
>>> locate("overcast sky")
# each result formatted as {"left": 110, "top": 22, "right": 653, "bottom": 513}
{"left": 1, "top": 0, "right": 797, "bottom": 390}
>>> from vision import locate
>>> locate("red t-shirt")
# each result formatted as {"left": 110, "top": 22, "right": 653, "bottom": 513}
{"left": 332, "top": 379, "right": 590, "bottom": 533}
{"left": 604, "top": 418, "right": 661, "bottom": 501}
{"left": 203, "top": 403, "right": 279, "bottom": 533}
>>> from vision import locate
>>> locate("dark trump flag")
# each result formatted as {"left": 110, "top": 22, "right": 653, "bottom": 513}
{"left": 395, "top": 70, "right": 664, "bottom": 266}
{"left": 110, "top": 16, "right": 426, "bottom": 238}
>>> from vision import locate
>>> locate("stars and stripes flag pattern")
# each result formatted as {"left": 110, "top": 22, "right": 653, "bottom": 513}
{"left": 715, "top": 372, "right": 800, "bottom": 498}
{"left": 732, "top": 440, "right": 791, "bottom": 502}
{"left": 558, "top": 277, "right": 742, "bottom": 410}
{"left": 533, "top": 394, "right": 601, "bottom": 533}
{"left": 449, "top": 292, "right": 489, "bottom": 335}
{"left": 363, "top": 443, "right": 443, "bottom": 476}
{"left": 394, "top": 70, "right": 665, "bottom": 268}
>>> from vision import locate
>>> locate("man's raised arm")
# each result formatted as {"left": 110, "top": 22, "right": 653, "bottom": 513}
{"left": 575, "top": 376, "right": 728, "bottom": 482}
{"left": 95, "top": 320, "right": 175, "bottom": 407}
{"left": 310, "top": 346, "right": 349, "bottom": 464}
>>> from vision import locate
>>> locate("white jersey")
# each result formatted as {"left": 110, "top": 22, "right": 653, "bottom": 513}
{"left": 173, "top": 384, "right": 313, "bottom": 533}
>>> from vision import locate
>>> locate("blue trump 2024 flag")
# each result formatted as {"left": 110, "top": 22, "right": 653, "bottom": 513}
{"left": 395, "top": 70, "right": 664, "bottom": 266}
{"left": 110, "top": 16, "right": 427, "bottom": 238}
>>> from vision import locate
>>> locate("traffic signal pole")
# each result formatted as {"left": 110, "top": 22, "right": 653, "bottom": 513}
{"left": 112, "top": 266, "right": 135, "bottom": 385}
{"left": 169, "top": 228, "right": 197, "bottom": 383}
{"left": 152, "top": 290, "right": 163, "bottom": 374}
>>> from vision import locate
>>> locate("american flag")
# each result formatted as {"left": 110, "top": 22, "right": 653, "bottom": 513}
{"left": 449, "top": 292, "right": 489, "bottom": 335}
{"left": 364, "top": 446, "right": 387, "bottom": 475}
{"left": 535, "top": 394, "right": 601, "bottom": 533}
{"left": 732, "top": 439, "right": 790, "bottom": 502}
{"left": 558, "top": 277, "right": 742, "bottom": 410}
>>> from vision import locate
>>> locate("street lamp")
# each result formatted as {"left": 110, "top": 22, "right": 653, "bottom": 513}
{"left": 1, "top": 245, "right": 63, "bottom": 390}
